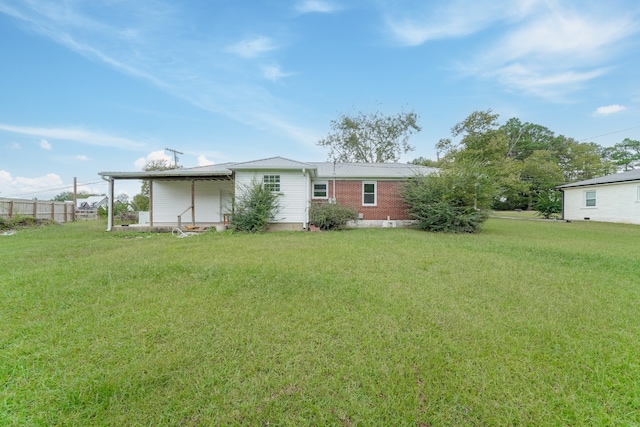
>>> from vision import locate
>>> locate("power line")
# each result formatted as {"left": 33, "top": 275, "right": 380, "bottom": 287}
{"left": 578, "top": 125, "right": 640, "bottom": 142}
{"left": 4, "top": 180, "right": 105, "bottom": 198}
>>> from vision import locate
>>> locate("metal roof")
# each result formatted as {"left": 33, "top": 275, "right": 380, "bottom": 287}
{"left": 99, "top": 163, "right": 235, "bottom": 179}
{"left": 98, "top": 158, "right": 437, "bottom": 180}
{"left": 228, "top": 157, "right": 315, "bottom": 170}
{"left": 558, "top": 168, "right": 640, "bottom": 188}
{"left": 310, "top": 162, "right": 436, "bottom": 179}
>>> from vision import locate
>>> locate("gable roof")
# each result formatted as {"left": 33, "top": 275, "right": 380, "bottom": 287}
{"left": 559, "top": 168, "right": 640, "bottom": 189}
{"left": 76, "top": 195, "right": 108, "bottom": 209}
{"left": 228, "top": 156, "right": 315, "bottom": 170}
{"left": 311, "top": 162, "right": 435, "bottom": 179}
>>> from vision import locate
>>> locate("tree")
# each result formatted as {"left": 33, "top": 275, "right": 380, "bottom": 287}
{"left": 603, "top": 138, "right": 640, "bottom": 171}
{"left": 557, "top": 139, "right": 614, "bottom": 182}
{"left": 317, "top": 110, "right": 421, "bottom": 163}
{"left": 140, "top": 159, "right": 174, "bottom": 198}
{"left": 500, "top": 118, "right": 560, "bottom": 161}
{"left": 402, "top": 167, "right": 492, "bottom": 233}
{"left": 230, "top": 179, "right": 280, "bottom": 233}
{"left": 520, "top": 150, "right": 564, "bottom": 208}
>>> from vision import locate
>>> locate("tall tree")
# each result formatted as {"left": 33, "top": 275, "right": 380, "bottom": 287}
{"left": 500, "top": 118, "right": 560, "bottom": 161}
{"left": 557, "top": 139, "right": 614, "bottom": 182}
{"left": 317, "top": 110, "right": 421, "bottom": 163}
{"left": 603, "top": 138, "right": 640, "bottom": 171}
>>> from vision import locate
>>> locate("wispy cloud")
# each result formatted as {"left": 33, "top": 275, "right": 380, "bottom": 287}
{"left": 262, "top": 64, "right": 294, "bottom": 82}
{"left": 226, "top": 36, "right": 278, "bottom": 59}
{"left": 383, "top": 0, "right": 639, "bottom": 99}
{"left": 75, "top": 155, "right": 90, "bottom": 161}
{"left": 594, "top": 104, "right": 627, "bottom": 116}
{"left": 0, "top": 123, "right": 147, "bottom": 150}
{"left": 0, "top": 1, "right": 319, "bottom": 148}
{"left": 294, "top": 0, "right": 339, "bottom": 14}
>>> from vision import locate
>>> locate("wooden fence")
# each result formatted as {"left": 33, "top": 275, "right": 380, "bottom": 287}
{"left": 0, "top": 198, "right": 76, "bottom": 223}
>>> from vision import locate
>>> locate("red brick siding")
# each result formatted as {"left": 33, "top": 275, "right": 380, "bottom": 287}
{"left": 312, "top": 180, "right": 410, "bottom": 220}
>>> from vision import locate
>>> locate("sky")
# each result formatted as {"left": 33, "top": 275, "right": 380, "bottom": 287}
{"left": 1, "top": 0, "right": 640, "bottom": 200}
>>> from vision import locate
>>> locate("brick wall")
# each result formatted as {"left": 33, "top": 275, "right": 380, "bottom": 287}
{"left": 312, "top": 180, "right": 410, "bottom": 220}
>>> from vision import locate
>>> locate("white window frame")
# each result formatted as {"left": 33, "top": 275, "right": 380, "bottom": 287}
{"left": 362, "top": 181, "right": 377, "bottom": 206}
{"left": 584, "top": 189, "right": 596, "bottom": 207}
{"left": 312, "top": 181, "right": 328, "bottom": 199}
{"left": 263, "top": 174, "right": 280, "bottom": 192}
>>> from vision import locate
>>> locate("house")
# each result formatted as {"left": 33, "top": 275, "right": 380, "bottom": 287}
{"left": 98, "top": 156, "right": 435, "bottom": 231}
{"left": 76, "top": 195, "right": 108, "bottom": 211}
{"left": 558, "top": 168, "right": 640, "bottom": 224}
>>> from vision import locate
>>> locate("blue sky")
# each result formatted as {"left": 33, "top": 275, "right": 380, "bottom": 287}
{"left": 1, "top": 0, "right": 640, "bottom": 200}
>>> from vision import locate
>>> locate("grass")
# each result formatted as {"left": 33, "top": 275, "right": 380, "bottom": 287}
{"left": 1, "top": 219, "right": 639, "bottom": 426}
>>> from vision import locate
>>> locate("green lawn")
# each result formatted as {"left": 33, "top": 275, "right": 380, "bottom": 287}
{"left": 1, "top": 219, "right": 639, "bottom": 426}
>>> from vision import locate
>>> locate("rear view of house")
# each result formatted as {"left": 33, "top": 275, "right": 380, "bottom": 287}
{"left": 99, "top": 156, "right": 436, "bottom": 231}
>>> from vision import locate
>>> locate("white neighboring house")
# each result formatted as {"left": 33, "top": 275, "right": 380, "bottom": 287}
{"left": 558, "top": 168, "right": 640, "bottom": 224}
{"left": 76, "top": 195, "right": 108, "bottom": 211}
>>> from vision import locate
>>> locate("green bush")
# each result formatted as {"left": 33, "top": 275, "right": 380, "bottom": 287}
{"left": 402, "top": 170, "right": 491, "bottom": 233}
{"left": 534, "top": 189, "right": 562, "bottom": 219}
{"left": 309, "top": 201, "right": 358, "bottom": 230}
{"left": 230, "top": 180, "right": 280, "bottom": 233}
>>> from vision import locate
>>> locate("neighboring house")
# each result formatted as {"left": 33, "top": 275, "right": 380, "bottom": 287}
{"left": 98, "top": 156, "right": 435, "bottom": 231}
{"left": 558, "top": 168, "right": 640, "bottom": 224}
{"left": 76, "top": 195, "right": 108, "bottom": 211}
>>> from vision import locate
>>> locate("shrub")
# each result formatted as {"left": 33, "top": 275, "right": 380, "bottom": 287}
{"left": 309, "top": 202, "right": 358, "bottom": 230}
{"left": 402, "top": 170, "right": 491, "bottom": 233}
{"left": 230, "top": 180, "right": 280, "bottom": 233}
{"left": 534, "top": 190, "right": 562, "bottom": 219}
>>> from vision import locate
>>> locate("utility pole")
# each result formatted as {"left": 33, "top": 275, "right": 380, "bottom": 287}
{"left": 165, "top": 147, "right": 183, "bottom": 168}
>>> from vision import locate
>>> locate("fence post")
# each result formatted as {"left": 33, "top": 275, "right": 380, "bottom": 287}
{"left": 33, "top": 201, "right": 37, "bottom": 219}
{"left": 51, "top": 202, "right": 55, "bottom": 221}
{"left": 9, "top": 200, "right": 13, "bottom": 219}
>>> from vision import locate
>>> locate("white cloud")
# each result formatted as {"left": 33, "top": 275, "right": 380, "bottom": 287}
{"left": 134, "top": 150, "right": 173, "bottom": 170}
{"left": 262, "top": 64, "right": 293, "bottom": 82}
{"left": 0, "top": 123, "right": 147, "bottom": 150}
{"left": 594, "top": 104, "right": 627, "bottom": 116}
{"left": 10, "top": 142, "right": 21, "bottom": 149}
{"left": 75, "top": 155, "right": 90, "bottom": 161}
{"left": 40, "top": 139, "right": 52, "bottom": 150}
{"left": 226, "top": 36, "right": 277, "bottom": 59}
{"left": 197, "top": 155, "right": 214, "bottom": 166}
{"left": 294, "top": 0, "right": 338, "bottom": 14}
{"left": 0, "top": 170, "right": 64, "bottom": 199}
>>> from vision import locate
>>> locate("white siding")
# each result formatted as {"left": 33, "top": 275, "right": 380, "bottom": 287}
{"left": 152, "top": 180, "right": 233, "bottom": 224}
{"left": 563, "top": 181, "right": 640, "bottom": 224}
{"left": 234, "top": 170, "right": 309, "bottom": 224}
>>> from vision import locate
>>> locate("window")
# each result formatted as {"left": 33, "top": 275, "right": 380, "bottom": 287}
{"left": 263, "top": 175, "right": 280, "bottom": 192}
{"left": 362, "top": 181, "right": 377, "bottom": 206}
{"left": 585, "top": 190, "right": 596, "bottom": 207}
{"left": 313, "top": 182, "right": 328, "bottom": 198}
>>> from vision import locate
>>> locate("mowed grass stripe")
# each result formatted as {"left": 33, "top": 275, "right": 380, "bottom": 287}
{"left": 1, "top": 219, "right": 639, "bottom": 425}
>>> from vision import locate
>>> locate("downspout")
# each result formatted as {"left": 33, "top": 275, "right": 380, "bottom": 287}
{"left": 303, "top": 168, "right": 309, "bottom": 229}
{"left": 101, "top": 176, "right": 114, "bottom": 231}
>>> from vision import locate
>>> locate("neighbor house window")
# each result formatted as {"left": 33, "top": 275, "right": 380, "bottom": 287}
{"left": 264, "top": 175, "right": 280, "bottom": 192}
{"left": 313, "top": 182, "right": 328, "bottom": 198}
{"left": 585, "top": 190, "right": 596, "bottom": 207}
{"left": 362, "top": 181, "right": 377, "bottom": 206}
